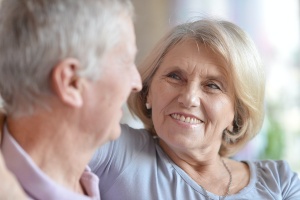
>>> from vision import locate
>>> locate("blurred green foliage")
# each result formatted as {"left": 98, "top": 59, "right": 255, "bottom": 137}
{"left": 260, "top": 105, "right": 285, "bottom": 160}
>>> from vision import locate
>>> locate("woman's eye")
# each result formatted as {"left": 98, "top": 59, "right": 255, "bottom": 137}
{"left": 207, "top": 83, "right": 221, "bottom": 90}
{"left": 167, "top": 72, "right": 181, "bottom": 80}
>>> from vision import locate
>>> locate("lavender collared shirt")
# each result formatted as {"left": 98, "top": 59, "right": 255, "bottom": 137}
{"left": 1, "top": 125, "right": 100, "bottom": 200}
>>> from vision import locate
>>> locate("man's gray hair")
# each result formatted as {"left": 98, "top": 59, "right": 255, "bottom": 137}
{"left": 0, "top": 0, "right": 133, "bottom": 116}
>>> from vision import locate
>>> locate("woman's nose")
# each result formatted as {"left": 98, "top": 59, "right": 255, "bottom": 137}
{"left": 177, "top": 83, "right": 201, "bottom": 108}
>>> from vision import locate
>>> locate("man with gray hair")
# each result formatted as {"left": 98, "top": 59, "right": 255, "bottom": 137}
{"left": 0, "top": 0, "right": 141, "bottom": 199}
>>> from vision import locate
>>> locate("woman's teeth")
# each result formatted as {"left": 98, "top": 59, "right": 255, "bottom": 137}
{"left": 171, "top": 113, "right": 202, "bottom": 124}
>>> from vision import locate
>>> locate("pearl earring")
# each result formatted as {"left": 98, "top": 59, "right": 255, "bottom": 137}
{"left": 146, "top": 103, "right": 151, "bottom": 109}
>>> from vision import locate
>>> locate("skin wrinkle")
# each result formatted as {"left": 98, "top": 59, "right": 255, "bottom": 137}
{"left": 155, "top": 44, "right": 232, "bottom": 139}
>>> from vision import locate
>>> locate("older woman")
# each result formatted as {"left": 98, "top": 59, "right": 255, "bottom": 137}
{"left": 0, "top": 0, "right": 141, "bottom": 199}
{"left": 89, "top": 19, "right": 300, "bottom": 199}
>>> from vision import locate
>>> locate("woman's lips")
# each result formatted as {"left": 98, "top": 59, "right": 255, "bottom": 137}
{"left": 170, "top": 113, "right": 203, "bottom": 124}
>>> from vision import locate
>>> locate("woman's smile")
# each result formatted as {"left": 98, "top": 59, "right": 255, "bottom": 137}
{"left": 147, "top": 38, "right": 235, "bottom": 151}
{"left": 171, "top": 113, "right": 202, "bottom": 124}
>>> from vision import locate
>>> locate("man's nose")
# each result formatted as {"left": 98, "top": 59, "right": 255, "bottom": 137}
{"left": 131, "top": 65, "right": 142, "bottom": 93}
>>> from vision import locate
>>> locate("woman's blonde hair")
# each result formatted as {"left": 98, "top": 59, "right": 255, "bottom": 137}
{"left": 128, "top": 18, "right": 265, "bottom": 157}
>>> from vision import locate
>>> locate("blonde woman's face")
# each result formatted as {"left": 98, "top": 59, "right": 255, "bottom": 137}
{"left": 147, "top": 39, "right": 235, "bottom": 154}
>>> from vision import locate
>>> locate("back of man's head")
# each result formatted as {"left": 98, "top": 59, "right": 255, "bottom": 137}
{"left": 0, "top": 0, "right": 133, "bottom": 116}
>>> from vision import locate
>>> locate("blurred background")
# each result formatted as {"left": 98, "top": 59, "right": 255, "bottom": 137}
{"left": 121, "top": 0, "right": 300, "bottom": 174}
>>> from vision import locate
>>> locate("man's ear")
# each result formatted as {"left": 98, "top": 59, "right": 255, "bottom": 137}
{"left": 51, "top": 58, "right": 83, "bottom": 108}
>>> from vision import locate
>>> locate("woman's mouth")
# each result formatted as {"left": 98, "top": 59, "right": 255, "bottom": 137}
{"left": 170, "top": 113, "right": 203, "bottom": 124}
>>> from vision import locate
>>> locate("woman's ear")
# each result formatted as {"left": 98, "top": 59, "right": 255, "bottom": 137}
{"left": 226, "top": 124, "right": 234, "bottom": 132}
{"left": 226, "top": 116, "right": 236, "bottom": 133}
{"left": 51, "top": 58, "right": 83, "bottom": 108}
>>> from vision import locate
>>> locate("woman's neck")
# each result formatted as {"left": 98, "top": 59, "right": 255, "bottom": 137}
{"left": 159, "top": 139, "right": 231, "bottom": 196}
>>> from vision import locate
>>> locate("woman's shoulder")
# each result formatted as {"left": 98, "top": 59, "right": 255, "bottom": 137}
{"left": 89, "top": 124, "right": 155, "bottom": 175}
{"left": 245, "top": 159, "right": 300, "bottom": 198}
{"left": 250, "top": 159, "right": 295, "bottom": 176}
{"left": 120, "top": 123, "right": 150, "bottom": 137}
{"left": 120, "top": 123, "right": 153, "bottom": 146}
{"left": 95, "top": 124, "right": 153, "bottom": 156}
{"left": 245, "top": 159, "right": 295, "bottom": 181}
